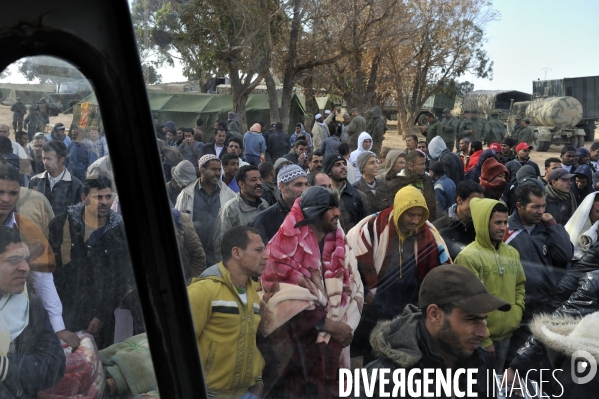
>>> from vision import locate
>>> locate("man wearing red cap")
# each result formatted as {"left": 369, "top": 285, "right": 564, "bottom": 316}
{"left": 505, "top": 142, "right": 541, "bottom": 179}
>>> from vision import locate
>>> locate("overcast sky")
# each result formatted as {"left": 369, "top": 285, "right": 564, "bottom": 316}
{"left": 2, "top": 0, "right": 597, "bottom": 95}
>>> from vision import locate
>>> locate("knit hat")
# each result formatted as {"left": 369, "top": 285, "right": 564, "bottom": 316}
{"left": 274, "top": 157, "right": 293, "bottom": 171}
{"left": 357, "top": 151, "right": 377, "bottom": 173}
{"left": 166, "top": 121, "right": 175, "bottom": 130}
{"left": 172, "top": 160, "right": 197, "bottom": 188}
{"left": 295, "top": 186, "right": 339, "bottom": 228}
{"left": 501, "top": 137, "right": 517, "bottom": 148}
{"left": 481, "top": 157, "right": 509, "bottom": 182}
{"left": 249, "top": 123, "right": 262, "bottom": 133}
{"left": 198, "top": 154, "right": 220, "bottom": 168}
{"left": 315, "top": 113, "right": 322, "bottom": 120}
{"left": 322, "top": 154, "right": 346, "bottom": 174}
{"left": 277, "top": 164, "right": 307, "bottom": 185}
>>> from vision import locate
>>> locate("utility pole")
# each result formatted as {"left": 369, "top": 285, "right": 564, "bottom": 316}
{"left": 541, "top": 67, "right": 552, "bottom": 81}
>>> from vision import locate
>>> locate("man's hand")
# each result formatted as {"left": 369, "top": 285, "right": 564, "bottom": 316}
{"left": 365, "top": 291, "right": 375, "bottom": 305}
{"left": 541, "top": 213, "right": 554, "bottom": 224}
{"left": 324, "top": 319, "right": 353, "bottom": 348}
{"left": 485, "top": 343, "right": 496, "bottom": 358}
{"left": 248, "top": 383, "right": 264, "bottom": 398}
{"left": 57, "top": 329, "right": 81, "bottom": 349}
{"left": 86, "top": 317, "right": 104, "bottom": 336}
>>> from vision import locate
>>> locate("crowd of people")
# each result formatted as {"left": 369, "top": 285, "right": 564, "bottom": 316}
{"left": 2, "top": 104, "right": 599, "bottom": 398}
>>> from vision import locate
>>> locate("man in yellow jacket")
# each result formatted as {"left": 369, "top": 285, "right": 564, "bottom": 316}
{"left": 455, "top": 198, "right": 526, "bottom": 375}
{"left": 187, "top": 225, "right": 267, "bottom": 399}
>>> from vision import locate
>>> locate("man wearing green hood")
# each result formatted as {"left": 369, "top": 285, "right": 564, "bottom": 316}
{"left": 455, "top": 198, "right": 526, "bottom": 374}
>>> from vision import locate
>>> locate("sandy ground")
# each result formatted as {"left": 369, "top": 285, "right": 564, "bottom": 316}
{"left": 0, "top": 104, "right": 73, "bottom": 140}
{"left": 382, "top": 123, "right": 598, "bottom": 166}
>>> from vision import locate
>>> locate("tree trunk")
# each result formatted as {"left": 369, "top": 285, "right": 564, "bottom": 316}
{"left": 229, "top": 71, "right": 248, "bottom": 133}
{"left": 264, "top": 70, "right": 281, "bottom": 123}
{"left": 303, "top": 77, "right": 316, "bottom": 133}
{"left": 279, "top": 0, "right": 303, "bottom": 133}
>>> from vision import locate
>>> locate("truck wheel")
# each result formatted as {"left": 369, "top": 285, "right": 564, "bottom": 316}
{"left": 585, "top": 122, "right": 596, "bottom": 141}
{"left": 537, "top": 141, "right": 551, "bottom": 152}
{"left": 571, "top": 136, "right": 584, "bottom": 148}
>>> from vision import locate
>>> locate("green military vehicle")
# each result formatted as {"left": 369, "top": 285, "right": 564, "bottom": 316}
{"left": 462, "top": 90, "right": 531, "bottom": 120}
{"left": 48, "top": 80, "right": 93, "bottom": 115}
{"left": 382, "top": 93, "right": 456, "bottom": 123}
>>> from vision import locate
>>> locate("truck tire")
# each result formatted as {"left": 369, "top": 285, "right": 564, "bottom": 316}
{"left": 537, "top": 141, "right": 551, "bottom": 152}
{"left": 585, "top": 122, "right": 596, "bottom": 142}
{"left": 571, "top": 136, "right": 585, "bottom": 148}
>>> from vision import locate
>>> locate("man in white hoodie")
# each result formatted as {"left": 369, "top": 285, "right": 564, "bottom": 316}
{"left": 348, "top": 132, "right": 373, "bottom": 181}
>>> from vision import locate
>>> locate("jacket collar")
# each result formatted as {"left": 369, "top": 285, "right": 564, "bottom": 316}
{"left": 41, "top": 168, "right": 73, "bottom": 182}
{"left": 508, "top": 210, "right": 546, "bottom": 233}
{"left": 66, "top": 202, "right": 122, "bottom": 235}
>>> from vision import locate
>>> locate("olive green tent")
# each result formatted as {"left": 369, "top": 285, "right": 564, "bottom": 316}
{"left": 0, "top": 83, "right": 56, "bottom": 106}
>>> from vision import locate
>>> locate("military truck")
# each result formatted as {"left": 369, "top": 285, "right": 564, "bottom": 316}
{"left": 382, "top": 93, "right": 456, "bottom": 122}
{"left": 533, "top": 76, "right": 599, "bottom": 142}
{"left": 48, "top": 80, "right": 93, "bottom": 114}
{"left": 462, "top": 90, "right": 531, "bottom": 120}
{"left": 507, "top": 96, "right": 584, "bottom": 151}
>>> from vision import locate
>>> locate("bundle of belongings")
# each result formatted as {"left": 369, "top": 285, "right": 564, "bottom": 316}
{"left": 39, "top": 332, "right": 106, "bottom": 399}
{"left": 99, "top": 333, "right": 157, "bottom": 398}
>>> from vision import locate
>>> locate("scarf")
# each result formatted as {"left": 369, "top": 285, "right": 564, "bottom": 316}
{"left": 546, "top": 184, "right": 578, "bottom": 217}
{"left": 259, "top": 199, "right": 364, "bottom": 366}
{"left": 480, "top": 179, "right": 507, "bottom": 200}
{"left": 0, "top": 287, "right": 29, "bottom": 356}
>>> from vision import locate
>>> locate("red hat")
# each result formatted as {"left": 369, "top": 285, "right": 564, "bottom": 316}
{"left": 481, "top": 157, "right": 509, "bottom": 182}
{"left": 515, "top": 143, "right": 533, "bottom": 152}
{"left": 488, "top": 143, "right": 501, "bottom": 151}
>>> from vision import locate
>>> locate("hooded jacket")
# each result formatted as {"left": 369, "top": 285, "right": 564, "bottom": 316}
{"left": 346, "top": 114, "right": 367, "bottom": 149}
{"left": 376, "top": 150, "right": 402, "bottom": 181}
{"left": 572, "top": 164, "right": 594, "bottom": 206}
{"left": 187, "top": 263, "right": 264, "bottom": 399}
{"left": 357, "top": 305, "right": 495, "bottom": 399}
{"left": 349, "top": 132, "right": 373, "bottom": 181}
{"left": 387, "top": 169, "right": 437, "bottom": 222}
{"left": 369, "top": 106, "right": 386, "bottom": 141}
{"left": 428, "top": 136, "right": 464, "bottom": 185}
{"left": 454, "top": 198, "right": 526, "bottom": 347}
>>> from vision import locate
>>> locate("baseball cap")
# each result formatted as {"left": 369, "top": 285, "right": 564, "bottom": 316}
{"left": 488, "top": 143, "right": 501, "bottom": 151}
{"left": 548, "top": 168, "right": 575, "bottom": 182}
{"left": 419, "top": 265, "right": 511, "bottom": 313}
{"left": 515, "top": 143, "right": 533, "bottom": 152}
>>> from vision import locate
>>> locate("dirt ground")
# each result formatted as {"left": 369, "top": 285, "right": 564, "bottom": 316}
{"left": 0, "top": 104, "right": 73, "bottom": 140}
{"left": 382, "top": 123, "right": 599, "bottom": 167}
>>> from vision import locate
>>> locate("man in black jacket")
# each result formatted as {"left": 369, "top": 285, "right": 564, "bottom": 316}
{"left": 322, "top": 153, "right": 367, "bottom": 233}
{"left": 266, "top": 122, "right": 290, "bottom": 163}
{"left": 201, "top": 127, "right": 228, "bottom": 160}
{"left": 503, "top": 183, "right": 573, "bottom": 363}
{"left": 0, "top": 226, "right": 65, "bottom": 399}
{"left": 29, "top": 140, "right": 83, "bottom": 216}
{"left": 250, "top": 164, "right": 309, "bottom": 244}
{"left": 48, "top": 176, "right": 134, "bottom": 349}
{"left": 358, "top": 265, "right": 509, "bottom": 398}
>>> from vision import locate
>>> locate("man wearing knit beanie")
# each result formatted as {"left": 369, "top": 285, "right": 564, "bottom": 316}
{"left": 354, "top": 152, "right": 393, "bottom": 214}
{"left": 250, "top": 164, "right": 309, "bottom": 244}
{"left": 480, "top": 157, "right": 509, "bottom": 200}
{"left": 322, "top": 153, "right": 368, "bottom": 232}
{"left": 243, "top": 123, "right": 266, "bottom": 166}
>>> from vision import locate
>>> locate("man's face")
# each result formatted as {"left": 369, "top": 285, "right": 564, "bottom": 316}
{"left": 228, "top": 113, "right": 234, "bottom": 120}
{"left": 362, "top": 139, "right": 372, "bottom": 150}
{"left": 426, "top": 116, "right": 434, "bottom": 124}
{"left": 17, "top": 136, "right": 29, "bottom": 148}
{"left": 201, "top": 160, "right": 222, "bottom": 186}
{"left": 223, "top": 158, "right": 239, "bottom": 178}
{"left": 552, "top": 177, "right": 572, "bottom": 193}
{"left": 166, "top": 131, "right": 175, "bottom": 141}
{"left": 417, "top": 142, "right": 427, "bottom": 152}
{"left": 362, "top": 156, "right": 379, "bottom": 178}
{"left": 317, "top": 206, "right": 340, "bottom": 233}
{"left": 240, "top": 170, "right": 262, "bottom": 199}
{"left": 590, "top": 201, "right": 599, "bottom": 224}
{"left": 184, "top": 131, "right": 194, "bottom": 142}
{"left": 0, "top": 125, "right": 9, "bottom": 137}
{"left": 436, "top": 307, "right": 488, "bottom": 359}
{"left": 579, "top": 155, "right": 590, "bottom": 165}
{"left": 391, "top": 156, "right": 406, "bottom": 174}
{"left": 83, "top": 187, "right": 114, "bottom": 219}
{"left": 0, "top": 242, "right": 30, "bottom": 295}
{"left": 517, "top": 148, "right": 531, "bottom": 161}
{"left": 490, "top": 173, "right": 507, "bottom": 183}
{"left": 471, "top": 113, "right": 478, "bottom": 120}
{"left": 0, "top": 179, "right": 20, "bottom": 221}
{"left": 228, "top": 141, "right": 242, "bottom": 155}
{"left": 576, "top": 176, "right": 588, "bottom": 190}
{"left": 42, "top": 150, "right": 64, "bottom": 174}
{"left": 488, "top": 211, "right": 508, "bottom": 244}
{"left": 591, "top": 148, "right": 599, "bottom": 162}
{"left": 329, "top": 160, "right": 347, "bottom": 182}
{"left": 397, "top": 207, "right": 425, "bottom": 235}
{"left": 295, "top": 126, "right": 301, "bottom": 133}
{"left": 56, "top": 128, "right": 66, "bottom": 139}
{"left": 70, "top": 129, "right": 79, "bottom": 141}
{"left": 545, "top": 162, "right": 561, "bottom": 179}
{"left": 517, "top": 194, "right": 545, "bottom": 225}
{"left": 314, "top": 173, "right": 332, "bottom": 190}
{"left": 561, "top": 151, "right": 576, "bottom": 165}
{"left": 90, "top": 130, "right": 99, "bottom": 141}
{"left": 237, "top": 232, "right": 267, "bottom": 279}
{"left": 406, "top": 137, "right": 416, "bottom": 150}
{"left": 459, "top": 140, "right": 470, "bottom": 153}
{"left": 456, "top": 192, "right": 484, "bottom": 219}
{"left": 408, "top": 157, "right": 426, "bottom": 176}
{"left": 500, "top": 144, "right": 511, "bottom": 156}
{"left": 280, "top": 177, "right": 309, "bottom": 202}
{"left": 309, "top": 155, "right": 323, "bottom": 172}
{"left": 32, "top": 139, "right": 44, "bottom": 158}
{"left": 295, "top": 144, "right": 307, "bottom": 157}
{"left": 215, "top": 130, "right": 227, "bottom": 146}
